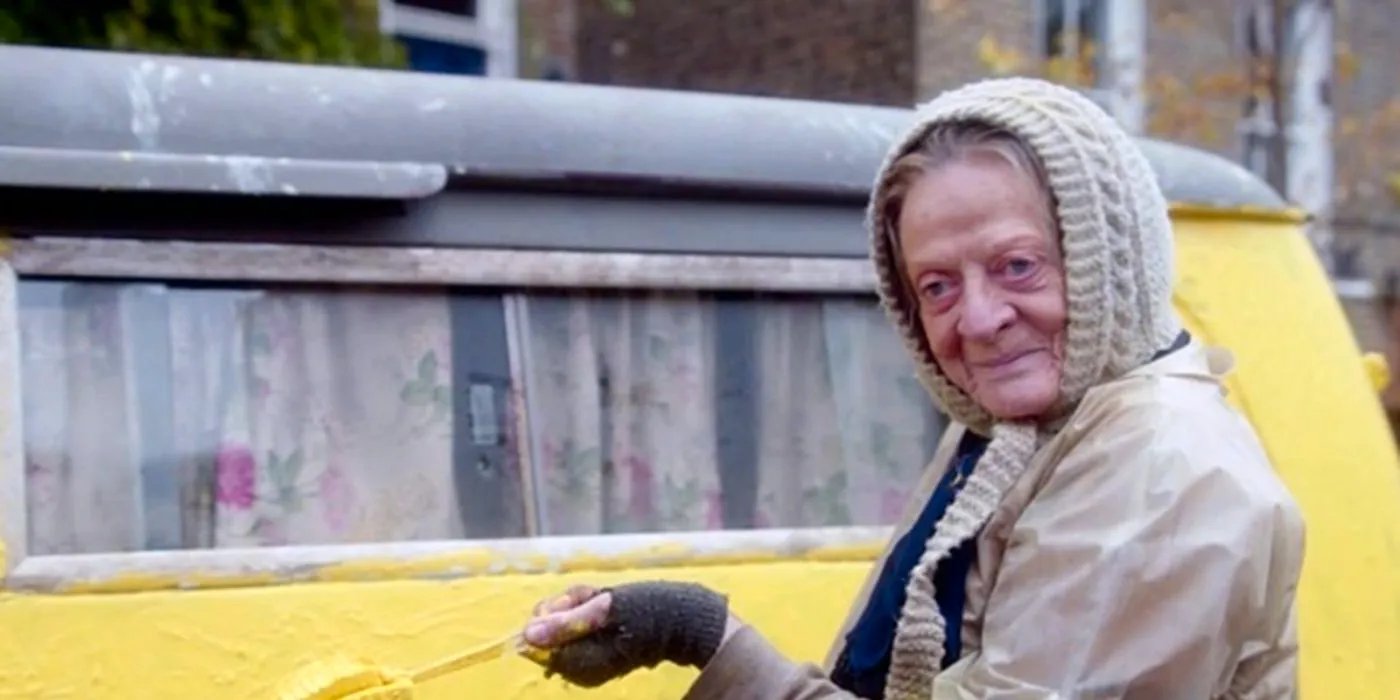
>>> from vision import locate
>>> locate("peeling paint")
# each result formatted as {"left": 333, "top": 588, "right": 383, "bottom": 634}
{"left": 126, "top": 63, "right": 160, "bottom": 150}
{"left": 125, "top": 60, "right": 182, "bottom": 151}
{"left": 222, "top": 155, "right": 277, "bottom": 193}
{"left": 0, "top": 148, "right": 445, "bottom": 198}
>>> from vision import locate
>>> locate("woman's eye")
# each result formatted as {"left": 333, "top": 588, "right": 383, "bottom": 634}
{"left": 921, "top": 279, "right": 952, "bottom": 299}
{"left": 1003, "top": 258, "right": 1037, "bottom": 278}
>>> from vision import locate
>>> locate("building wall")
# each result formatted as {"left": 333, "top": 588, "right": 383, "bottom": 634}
{"left": 1332, "top": 0, "right": 1400, "bottom": 286}
{"left": 913, "top": 0, "right": 1035, "bottom": 100}
{"left": 577, "top": 0, "right": 916, "bottom": 106}
{"left": 1137, "top": 0, "right": 1400, "bottom": 291}
{"left": 519, "top": 0, "right": 916, "bottom": 106}
{"left": 518, "top": 0, "right": 578, "bottom": 80}
{"left": 1140, "top": 1, "right": 1240, "bottom": 155}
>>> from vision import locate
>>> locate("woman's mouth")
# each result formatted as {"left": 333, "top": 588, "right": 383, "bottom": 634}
{"left": 972, "top": 349, "right": 1042, "bottom": 375}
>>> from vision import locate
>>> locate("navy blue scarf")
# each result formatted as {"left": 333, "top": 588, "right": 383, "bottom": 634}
{"left": 830, "top": 429, "right": 988, "bottom": 698}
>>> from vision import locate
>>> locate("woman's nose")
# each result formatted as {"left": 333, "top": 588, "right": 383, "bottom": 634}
{"left": 956, "top": 283, "right": 1014, "bottom": 340}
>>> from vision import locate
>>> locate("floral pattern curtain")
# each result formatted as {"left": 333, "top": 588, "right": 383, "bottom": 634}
{"left": 523, "top": 292, "right": 723, "bottom": 535}
{"left": 19, "top": 281, "right": 943, "bottom": 555}
{"left": 522, "top": 292, "right": 943, "bottom": 535}
{"left": 753, "top": 296, "right": 939, "bottom": 527}
{"left": 20, "top": 281, "right": 464, "bottom": 555}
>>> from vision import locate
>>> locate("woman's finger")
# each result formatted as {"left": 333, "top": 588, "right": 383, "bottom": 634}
{"left": 523, "top": 592, "right": 613, "bottom": 648}
{"left": 530, "top": 584, "right": 601, "bottom": 617}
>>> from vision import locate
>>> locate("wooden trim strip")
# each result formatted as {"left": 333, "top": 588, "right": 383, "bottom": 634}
{"left": 7, "top": 525, "right": 891, "bottom": 594}
{"left": 6, "top": 237, "right": 879, "bottom": 293}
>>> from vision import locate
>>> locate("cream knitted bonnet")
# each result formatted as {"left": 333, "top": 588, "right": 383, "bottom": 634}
{"left": 870, "top": 78, "right": 1183, "bottom": 697}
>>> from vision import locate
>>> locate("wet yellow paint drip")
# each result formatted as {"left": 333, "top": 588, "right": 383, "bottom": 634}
{"left": 517, "top": 642, "right": 552, "bottom": 667}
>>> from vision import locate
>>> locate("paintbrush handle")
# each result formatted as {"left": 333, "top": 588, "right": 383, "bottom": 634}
{"left": 407, "top": 633, "right": 525, "bottom": 684}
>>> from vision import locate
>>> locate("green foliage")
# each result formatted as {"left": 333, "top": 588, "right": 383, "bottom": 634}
{"left": 0, "top": 0, "right": 406, "bottom": 67}
{"left": 600, "top": 0, "right": 634, "bottom": 17}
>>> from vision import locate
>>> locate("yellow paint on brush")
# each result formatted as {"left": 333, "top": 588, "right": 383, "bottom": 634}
{"left": 516, "top": 643, "right": 552, "bottom": 667}
{"left": 276, "top": 657, "right": 395, "bottom": 700}
{"left": 1, "top": 212, "right": 1399, "bottom": 699}
{"left": 276, "top": 631, "right": 528, "bottom": 699}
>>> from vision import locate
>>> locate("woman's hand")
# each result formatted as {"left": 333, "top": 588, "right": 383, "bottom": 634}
{"left": 521, "top": 581, "right": 732, "bottom": 687}
{"left": 522, "top": 584, "right": 613, "bottom": 652}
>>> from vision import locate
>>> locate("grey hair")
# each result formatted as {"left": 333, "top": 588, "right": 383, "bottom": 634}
{"left": 873, "top": 121, "right": 1058, "bottom": 324}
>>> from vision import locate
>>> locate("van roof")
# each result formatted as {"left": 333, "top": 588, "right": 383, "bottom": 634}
{"left": 0, "top": 45, "right": 1284, "bottom": 210}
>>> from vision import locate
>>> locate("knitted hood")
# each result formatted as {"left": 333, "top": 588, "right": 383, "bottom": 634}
{"left": 870, "top": 78, "right": 1184, "bottom": 697}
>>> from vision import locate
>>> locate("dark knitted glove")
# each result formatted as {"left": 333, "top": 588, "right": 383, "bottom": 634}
{"left": 544, "top": 581, "right": 730, "bottom": 687}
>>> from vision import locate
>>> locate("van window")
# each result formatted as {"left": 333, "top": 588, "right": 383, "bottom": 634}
{"left": 520, "top": 290, "right": 944, "bottom": 536}
{"left": 17, "top": 276, "right": 943, "bottom": 555}
{"left": 19, "top": 279, "right": 521, "bottom": 554}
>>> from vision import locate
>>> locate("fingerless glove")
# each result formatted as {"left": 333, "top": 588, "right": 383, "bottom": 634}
{"left": 545, "top": 580, "right": 730, "bottom": 687}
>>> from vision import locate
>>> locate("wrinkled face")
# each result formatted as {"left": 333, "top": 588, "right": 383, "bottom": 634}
{"left": 896, "top": 152, "right": 1067, "bottom": 420}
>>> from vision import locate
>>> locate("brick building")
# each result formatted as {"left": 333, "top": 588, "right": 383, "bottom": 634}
{"left": 513, "top": 0, "right": 1400, "bottom": 424}
{"left": 514, "top": 0, "right": 1399, "bottom": 227}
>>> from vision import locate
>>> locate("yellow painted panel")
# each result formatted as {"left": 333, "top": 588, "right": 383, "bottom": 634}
{"left": 0, "top": 563, "right": 869, "bottom": 699}
{"left": 2, "top": 213, "right": 1400, "bottom": 699}
{"left": 1171, "top": 215, "right": 1400, "bottom": 698}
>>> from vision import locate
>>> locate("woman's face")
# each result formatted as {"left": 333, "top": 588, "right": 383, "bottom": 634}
{"left": 896, "top": 152, "right": 1067, "bottom": 420}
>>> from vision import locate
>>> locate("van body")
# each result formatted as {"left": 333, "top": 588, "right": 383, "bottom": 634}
{"left": 0, "top": 46, "right": 1398, "bottom": 699}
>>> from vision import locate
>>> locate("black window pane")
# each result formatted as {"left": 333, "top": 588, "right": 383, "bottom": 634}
{"left": 396, "top": 0, "right": 477, "bottom": 18}
{"left": 401, "top": 35, "right": 488, "bottom": 76}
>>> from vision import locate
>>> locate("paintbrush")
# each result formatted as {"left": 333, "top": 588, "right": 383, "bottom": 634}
{"left": 273, "top": 632, "right": 550, "bottom": 700}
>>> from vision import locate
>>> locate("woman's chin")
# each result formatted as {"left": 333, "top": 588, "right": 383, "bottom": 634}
{"left": 975, "top": 378, "right": 1060, "bottom": 422}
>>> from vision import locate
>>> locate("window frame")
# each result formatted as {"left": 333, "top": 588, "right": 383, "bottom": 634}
{"left": 1036, "top": 0, "right": 1108, "bottom": 70}
{"left": 0, "top": 236, "right": 897, "bottom": 592}
{"left": 378, "top": 0, "right": 518, "bottom": 78}
{"left": 1035, "top": 0, "right": 1145, "bottom": 133}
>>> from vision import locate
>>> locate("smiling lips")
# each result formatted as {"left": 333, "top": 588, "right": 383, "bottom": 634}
{"left": 971, "top": 348, "right": 1043, "bottom": 374}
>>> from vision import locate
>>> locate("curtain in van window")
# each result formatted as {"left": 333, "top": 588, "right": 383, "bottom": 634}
{"left": 21, "top": 284, "right": 147, "bottom": 554}
{"left": 521, "top": 293, "right": 942, "bottom": 534}
{"left": 752, "top": 298, "right": 941, "bottom": 528}
{"left": 18, "top": 282, "right": 466, "bottom": 554}
{"left": 174, "top": 289, "right": 466, "bottom": 548}
{"left": 19, "top": 282, "right": 944, "bottom": 553}
{"left": 522, "top": 292, "right": 724, "bottom": 534}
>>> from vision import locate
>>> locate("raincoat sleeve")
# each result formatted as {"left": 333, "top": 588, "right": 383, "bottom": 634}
{"left": 933, "top": 411, "right": 1305, "bottom": 699}
{"left": 682, "top": 624, "right": 858, "bottom": 700}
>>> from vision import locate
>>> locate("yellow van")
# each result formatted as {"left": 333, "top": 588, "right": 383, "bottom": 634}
{"left": 0, "top": 46, "right": 1397, "bottom": 699}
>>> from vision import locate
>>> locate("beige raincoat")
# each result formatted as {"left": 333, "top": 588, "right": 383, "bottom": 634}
{"left": 684, "top": 343, "right": 1304, "bottom": 699}
{"left": 682, "top": 78, "right": 1306, "bottom": 699}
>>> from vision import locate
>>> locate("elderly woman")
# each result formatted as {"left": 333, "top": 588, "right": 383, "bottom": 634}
{"left": 521, "top": 78, "right": 1306, "bottom": 698}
